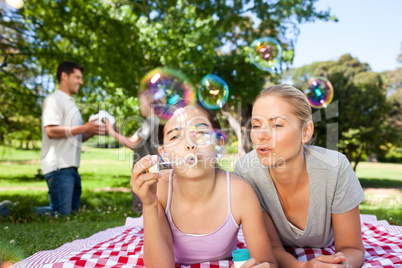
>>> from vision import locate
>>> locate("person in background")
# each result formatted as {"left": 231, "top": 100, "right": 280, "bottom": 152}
{"left": 235, "top": 84, "right": 365, "bottom": 268}
{"left": 40, "top": 61, "right": 106, "bottom": 215}
{"left": 105, "top": 93, "right": 161, "bottom": 214}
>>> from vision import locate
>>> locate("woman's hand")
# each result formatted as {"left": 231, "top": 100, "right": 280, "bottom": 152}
{"left": 230, "top": 258, "right": 272, "bottom": 268}
{"left": 131, "top": 155, "right": 160, "bottom": 208}
{"left": 304, "top": 252, "right": 352, "bottom": 267}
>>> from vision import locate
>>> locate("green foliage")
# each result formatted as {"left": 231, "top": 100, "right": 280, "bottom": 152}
{"left": 291, "top": 54, "right": 399, "bottom": 169}
{"left": 377, "top": 146, "right": 402, "bottom": 163}
{"left": 1, "top": 0, "right": 335, "bottom": 147}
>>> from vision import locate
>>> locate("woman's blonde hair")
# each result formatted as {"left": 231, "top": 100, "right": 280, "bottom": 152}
{"left": 254, "top": 84, "right": 312, "bottom": 127}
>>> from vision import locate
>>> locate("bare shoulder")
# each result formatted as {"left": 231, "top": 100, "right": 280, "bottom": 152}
{"left": 230, "top": 172, "right": 254, "bottom": 192}
{"left": 228, "top": 171, "right": 261, "bottom": 223}
{"left": 224, "top": 171, "right": 257, "bottom": 202}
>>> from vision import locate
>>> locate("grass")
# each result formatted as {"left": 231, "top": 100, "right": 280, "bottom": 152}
{"left": 0, "top": 145, "right": 401, "bottom": 264}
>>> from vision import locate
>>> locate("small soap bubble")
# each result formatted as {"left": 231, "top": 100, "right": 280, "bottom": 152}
{"left": 198, "top": 74, "right": 229, "bottom": 109}
{"left": 304, "top": 76, "right": 334, "bottom": 109}
{"left": 139, "top": 67, "right": 196, "bottom": 123}
{"left": 249, "top": 37, "right": 282, "bottom": 72}
{"left": 213, "top": 129, "right": 227, "bottom": 144}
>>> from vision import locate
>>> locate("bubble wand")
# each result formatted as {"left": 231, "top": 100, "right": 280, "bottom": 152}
{"left": 146, "top": 154, "right": 198, "bottom": 173}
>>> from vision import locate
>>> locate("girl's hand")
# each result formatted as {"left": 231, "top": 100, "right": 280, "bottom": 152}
{"left": 230, "top": 258, "right": 271, "bottom": 268}
{"left": 131, "top": 155, "right": 160, "bottom": 207}
{"left": 102, "top": 118, "right": 116, "bottom": 135}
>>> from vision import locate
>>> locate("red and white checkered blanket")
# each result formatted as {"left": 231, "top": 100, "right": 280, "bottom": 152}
{"left": 12, "top": 215, "right": 402, "bottom": 268}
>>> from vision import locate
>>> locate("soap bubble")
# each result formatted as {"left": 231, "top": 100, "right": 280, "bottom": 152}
{"left": 198, "top": 74, "right": 229, "bottom": 109}
{"left": 304, "top": 76, "right": 334, "bottom": 109}
{"left": 139, "top": 67, "right": 196, "bottom": 123}
{"left": 249, "top": 37, "right": 282, "bottom": 72}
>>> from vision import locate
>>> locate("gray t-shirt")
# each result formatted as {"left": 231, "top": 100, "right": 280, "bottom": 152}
{"left": 234, "top": 145, "right": 365, "bottom": 248}
{"left": 133, "top": 116, "right": 160, "bottom": 164}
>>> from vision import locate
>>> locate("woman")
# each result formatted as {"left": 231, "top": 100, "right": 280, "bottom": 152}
{"left": 234, "top": 84, "right": 365, "bottom": 268}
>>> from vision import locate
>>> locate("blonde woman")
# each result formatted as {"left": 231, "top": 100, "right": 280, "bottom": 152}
{"left": 235, "top": 84, "right": 365, "bottom": 268}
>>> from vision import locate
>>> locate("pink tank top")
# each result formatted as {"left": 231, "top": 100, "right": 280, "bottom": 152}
{"left": 166, "top": 170, "right": 240, "bottom": 265}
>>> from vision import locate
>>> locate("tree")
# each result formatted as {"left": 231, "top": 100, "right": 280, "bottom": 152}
{"left": 383, "top": 42, "right": 402, "bottom": 139}
{"left": 0, "top": 6, "right": 43, "bottom": 145}
{"left": 1, "top": 0, "right": 335, "bottom": 150}
{"left": 291, "top": 54, "right": 398, "bottom": 170}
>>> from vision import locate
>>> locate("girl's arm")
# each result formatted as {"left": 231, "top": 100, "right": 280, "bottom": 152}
{"left": 104, "top": 118, "right": 142, "bottom": 149}
{"left": 143, "top": 202, "right": 175, "bottom": 268}
{"left": 332, "top": 206, "right": 365, "bottom": 268}
{"left": 232, "top": 177, "right": 277, "bottom": 268}
{"left": 131, "top": 157, "right": 175, "bottom": 268}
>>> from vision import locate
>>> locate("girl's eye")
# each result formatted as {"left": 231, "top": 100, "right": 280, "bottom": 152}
{"left": 170, "top": 134, "right": 181, "bottom": 141}
{"left": 195, "top": 130, "right": 208, "bottom": 135}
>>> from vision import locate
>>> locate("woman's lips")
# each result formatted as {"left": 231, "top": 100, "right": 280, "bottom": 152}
{"left": 256, "top": 147, "right": 273, "bottom": 155}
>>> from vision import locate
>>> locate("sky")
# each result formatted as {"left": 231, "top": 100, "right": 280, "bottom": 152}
{"left": 291, "top": 0, "right": 402, "bottom": 72}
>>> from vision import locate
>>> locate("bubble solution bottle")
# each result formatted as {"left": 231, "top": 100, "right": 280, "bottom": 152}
{"left": 232, "top": 248, "right": 250, "bottom": 268}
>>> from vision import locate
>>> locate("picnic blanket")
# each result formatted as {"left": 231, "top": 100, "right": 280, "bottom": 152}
{"left": 11, "top": 215, "right": 402, "bottom": 268}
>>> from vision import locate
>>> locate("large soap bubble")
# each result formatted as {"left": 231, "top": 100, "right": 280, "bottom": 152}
{"left": 198, "top": 74, "right": 229, "bottom": 109}
{"left": 139, "top": 67, "right": 196, "bottom": 123}
{"left": 304, "top": 76, "right": 334, "bottom": 109}
{"left": 249, "top": 37, "right": 282, "bottom": 72}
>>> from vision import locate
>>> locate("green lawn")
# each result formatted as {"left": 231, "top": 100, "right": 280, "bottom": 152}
{"left": 0, "top": 145, "right": 401, "bottom": 263}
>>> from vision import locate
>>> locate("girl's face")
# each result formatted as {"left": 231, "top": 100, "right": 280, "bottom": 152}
{"left": 251, "top": 95, "right": 311, "bottom": 167}
{"left": 159, "top": 106, "right": 221, "bottom": 175}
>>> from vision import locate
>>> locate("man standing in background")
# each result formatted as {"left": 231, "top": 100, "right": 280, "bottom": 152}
{"left": 40, "top": 61, "right": 106, "bottom": 215}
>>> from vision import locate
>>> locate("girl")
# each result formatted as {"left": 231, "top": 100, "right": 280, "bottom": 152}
{"left": 235, "top": 84, "right": 365, "bottom": 268}
{"left": 131, "top": 103, "right": 277, "bottom": 268}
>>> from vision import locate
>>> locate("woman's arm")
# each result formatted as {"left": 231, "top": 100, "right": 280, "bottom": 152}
{"left": 262, "top": 211, "right": 306, "bottom": 267}
{"left": 332, "top": 206, "right": 365, "bottom": 268}
{"left": 262, "top": 212, "right": 352, "bottom": 268}
{"left": 131, "top": 156, "right": 175, "bottom": 268}
{"left": 232, "top": 177, "right": 277, "bottom": 268}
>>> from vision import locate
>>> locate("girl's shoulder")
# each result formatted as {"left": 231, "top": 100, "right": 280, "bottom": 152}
{"left": 219, "top": 170, "right": 255, "bottom": 196}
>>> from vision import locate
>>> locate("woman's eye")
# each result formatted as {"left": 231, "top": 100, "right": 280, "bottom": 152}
{"left": 272, "top": 124, "right": 282, "bottom": 128}
{"left": 252, "top": 125, "right": 261, "bottom": 129}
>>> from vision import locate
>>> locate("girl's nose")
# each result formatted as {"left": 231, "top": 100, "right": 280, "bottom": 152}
{"left": 186, "top": 145, "right": 196, "bottom": 150}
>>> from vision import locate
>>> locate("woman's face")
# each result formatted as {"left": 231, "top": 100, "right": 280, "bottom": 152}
{"left": 251, "top": 95, "right": 306, "bottom": 167}
{"left": 159, "top": 106, "right": 220, "bottom": 175}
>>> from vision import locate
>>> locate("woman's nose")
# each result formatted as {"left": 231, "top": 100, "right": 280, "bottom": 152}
{"left": 257, "top": 128, "right": 272, "bottom": 141}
